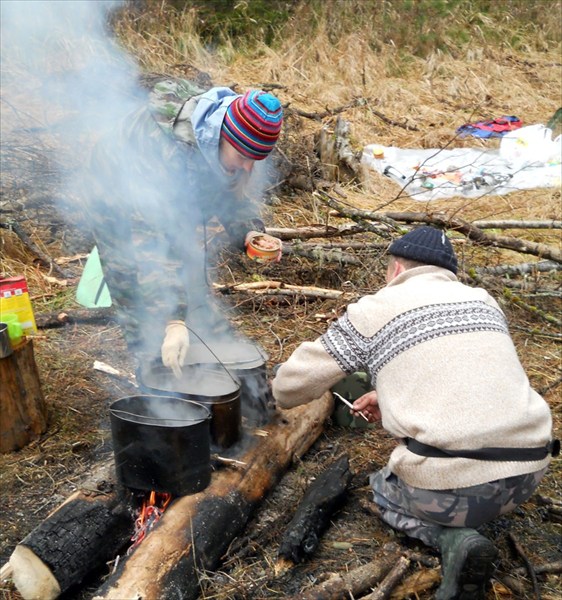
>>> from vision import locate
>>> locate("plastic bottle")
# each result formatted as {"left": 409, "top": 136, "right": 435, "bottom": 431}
{"left": 0, "top": 313, "right": 23, "bottom": 345}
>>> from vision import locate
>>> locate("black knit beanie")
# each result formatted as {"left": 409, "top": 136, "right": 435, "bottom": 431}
{"left": 388, "top": 226, "right": 458, "bottom": 274}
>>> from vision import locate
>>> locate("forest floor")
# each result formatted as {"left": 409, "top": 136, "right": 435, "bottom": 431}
{"left": 1, "top": 7, "right": 561, "bottom": 598}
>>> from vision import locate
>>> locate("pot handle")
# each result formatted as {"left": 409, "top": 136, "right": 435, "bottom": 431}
{"left": 110, "top": 408, "right": 211, "bottom": 422}
{"left": 185, "top": 325, "right": 240, "bottom": 386}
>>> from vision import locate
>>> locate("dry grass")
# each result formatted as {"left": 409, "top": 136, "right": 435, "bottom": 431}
{"left": 1, "top": 2, "right": 561, "bottom": 599}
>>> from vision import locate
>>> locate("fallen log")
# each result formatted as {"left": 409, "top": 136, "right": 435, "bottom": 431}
{"left": 289, "top": 97, "right": 370, "bottom": 122}
{"left": 91, "top": 393, "right": 333, "bottom": 600}
{"left": 380, "top": 211, "right": 562, "bottom": 263}
{"left": 474, "top": 260, "right": 560, "bottom": 276}
{"left": 277, "top": 454, "right": 353, "bottom": 567}
{"left": 5, "top": 396, "right": 333, "bottom": 600}
{"left": 290, "top": 241, "right": 388, "bottom": 251}
{"left": 266, "top": 224, "right": 368, "bottom": 240}
{"left": 317, "top": 202, "right": 562, "bottom": 263}
{"left": 471, "top": 219, "right": 562, "bottom": 230}
{"left": 284, "top": 542, "right": 403, "bottom": 600}
{"left": 273, "top": 220, "right": 561, "bottom": 244}
{"left": 284, "top": 245, "right": 367, "bottom": 266}
{"left": 34, "top": 308, "right": 115, "bottom": 329}
{"left": 214, "top": 280, "right": 356, "bottom": 301}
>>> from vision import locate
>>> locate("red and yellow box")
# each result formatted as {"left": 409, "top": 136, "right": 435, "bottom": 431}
{"left": 0, "top": 276, "right": 38, "bottom": 336}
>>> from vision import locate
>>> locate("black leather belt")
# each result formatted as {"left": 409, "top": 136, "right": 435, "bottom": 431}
{"left": 405, "top": 438, "right": 560, "bottom": 461}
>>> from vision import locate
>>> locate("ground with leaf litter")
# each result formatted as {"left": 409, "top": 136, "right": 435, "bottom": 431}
{"left": 1, "top": 184, "right": 560, "bottom": 600}
{"left": 1, "top": 18, "right": 561, "bottom": 600}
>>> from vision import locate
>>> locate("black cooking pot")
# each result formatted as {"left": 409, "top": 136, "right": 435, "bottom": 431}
{"left": 181, "top": 341, "right": 273, "bottom": 427}
{"left": 109, "top": 395, "right": 211, "bottom": 496}
{"left": 137, "top": 363, "right": 241, "bottom": 449}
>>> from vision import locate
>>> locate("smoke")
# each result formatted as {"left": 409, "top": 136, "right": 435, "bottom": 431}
{"left": 1, "top": 1, "right": 140, "bottom": 136}
{"left": 1, "top": 1, "right": 272, "bottom": 368}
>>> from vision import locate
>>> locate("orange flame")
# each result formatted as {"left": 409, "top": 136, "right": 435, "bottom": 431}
{"left": 129, "top": 491, "right": 172, "bottom": 552}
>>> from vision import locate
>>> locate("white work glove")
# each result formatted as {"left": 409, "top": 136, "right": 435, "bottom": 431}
{"left": 161, "top": 320, "right": 189, "bottom": 379}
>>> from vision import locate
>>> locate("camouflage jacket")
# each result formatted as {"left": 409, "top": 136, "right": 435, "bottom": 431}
{"left": 80, "top": 78, "right": 267, "bottom": 356}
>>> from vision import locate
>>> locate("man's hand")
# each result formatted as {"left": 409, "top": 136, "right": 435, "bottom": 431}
{"left": 352, "top": 391, "right": 382, "bottom": 423}
{"left": 161, "top": 320, "right": 189, "bottom": 379}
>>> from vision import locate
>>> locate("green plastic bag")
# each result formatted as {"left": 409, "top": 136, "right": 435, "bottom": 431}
{"left": 76, "top": 246, "right": 112, "bottom": 308}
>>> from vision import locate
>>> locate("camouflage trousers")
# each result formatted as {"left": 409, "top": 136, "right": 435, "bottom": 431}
{"left": 369, "top": 465, "right": 547, "bottom": 548}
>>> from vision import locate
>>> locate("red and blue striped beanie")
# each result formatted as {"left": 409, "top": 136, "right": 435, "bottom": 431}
{"left": 221, "top": 90, "right": 283, "bottom": 160}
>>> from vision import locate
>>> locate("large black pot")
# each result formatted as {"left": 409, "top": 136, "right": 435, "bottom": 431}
{"left": 109, "top": 395, "right": 211, "bottom": 496}
{"left": 137, "top": 363, "right": 241, "bottom": 449}
{"left": 181, "top": 341, "right": 273, "bottom": 427}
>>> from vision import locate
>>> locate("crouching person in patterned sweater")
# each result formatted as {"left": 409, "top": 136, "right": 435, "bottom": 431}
{"left": 272, "top": 226, "right": 557, "bottom": 600}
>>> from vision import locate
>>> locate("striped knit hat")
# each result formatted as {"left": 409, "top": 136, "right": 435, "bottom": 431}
{"left": 221, "top": 90, "right": 283, "bottom": 160}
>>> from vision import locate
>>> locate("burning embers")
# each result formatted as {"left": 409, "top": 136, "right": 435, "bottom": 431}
{"left": 128, "top": 491, "right": 172, "bottom": 553}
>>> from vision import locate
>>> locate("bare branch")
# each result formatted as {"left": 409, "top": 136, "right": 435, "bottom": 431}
{"left": 472, "top": 220, "right": 561, "bottom": 230}
{"left": 0, "top": 221, "right": 71, "bottom": 278}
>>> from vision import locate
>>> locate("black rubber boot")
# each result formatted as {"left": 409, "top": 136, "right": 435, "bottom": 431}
{"left": 436, "top": 528, "right": 498, "bottom": 600}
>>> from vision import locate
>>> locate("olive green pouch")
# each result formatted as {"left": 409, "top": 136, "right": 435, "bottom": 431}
{"left": 331, "top": 372, "right": 374, "bottom": 429}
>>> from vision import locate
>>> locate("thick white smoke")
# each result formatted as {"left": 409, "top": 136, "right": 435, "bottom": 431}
{"left": 1, "top": 1, "right": 141, "bottom": 137}
{"left": 1, "top": 1, "right": 272, "bottom": 428}
{"left": 1, "top": 0, "right": 228, "bottom": 355}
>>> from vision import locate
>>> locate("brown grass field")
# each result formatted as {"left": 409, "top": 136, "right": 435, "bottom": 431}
{"left": 1, "top": 1, "right": 561, "bottom": 598}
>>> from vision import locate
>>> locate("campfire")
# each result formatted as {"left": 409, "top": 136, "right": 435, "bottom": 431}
{"left": 129, "top": 491, "right": 172, "bottom": 553}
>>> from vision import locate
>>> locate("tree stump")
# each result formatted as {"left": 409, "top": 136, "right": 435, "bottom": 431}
{"left": 9, "top": 485, "right": 134, "bottom": 600}
{"left": 0, "top": 338, "right": 47, "bottom": 453}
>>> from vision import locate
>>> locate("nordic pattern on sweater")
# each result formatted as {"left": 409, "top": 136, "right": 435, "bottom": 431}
{"left": 321, "top": 300, "right": 509, "bottom": 385}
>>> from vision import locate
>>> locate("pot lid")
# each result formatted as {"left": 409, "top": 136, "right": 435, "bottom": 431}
{"left": 110, "top": 395, "right": 211, "bottom": 426}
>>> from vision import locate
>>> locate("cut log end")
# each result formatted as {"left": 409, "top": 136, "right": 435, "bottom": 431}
{"left": 274, "top": 557, "right": 294, "bottom": 576}
{"left": 9, "top": 545, "right": 61, "bottom": 600}
{"left": 0, "top": 562, "right": 14, "bottom": 582}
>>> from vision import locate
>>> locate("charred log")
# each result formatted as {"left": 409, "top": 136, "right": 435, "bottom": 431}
{"left": 91, "top": 393, "right": 333, "bottom": 600}
{"left": 277, "top": 454, "right": 353, "bottom": 566}
{"left": 8, "top": 484, "right": 134, "bottom": 600}
{"left": 34, "top": 308, "right": 115, "bottom": 329}
{"left": 5, "top": 396, "right": 333, "bottom": 600}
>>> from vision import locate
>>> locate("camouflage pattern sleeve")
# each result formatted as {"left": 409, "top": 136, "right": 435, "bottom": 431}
{"left": 204, "top": 166, "right": 269, "bottom": 250}
{"left": 79, "top": 105, "right": 192, "bottom": 355}
{"left": 148, "top": 78, "right": 207, "bottom": 144}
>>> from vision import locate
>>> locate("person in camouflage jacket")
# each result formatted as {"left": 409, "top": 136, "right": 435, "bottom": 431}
{"left": 79, "top": 77, "right": 283, "bottom": 373}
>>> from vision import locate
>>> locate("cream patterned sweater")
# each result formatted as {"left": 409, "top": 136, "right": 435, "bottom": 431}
{"left": 272, "top": 266, "right": 552, "bottom": 490}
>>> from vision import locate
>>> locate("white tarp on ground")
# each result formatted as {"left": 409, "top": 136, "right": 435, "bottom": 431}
{"left": 362, "top": 124, "right": 562, "bottom": 201}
